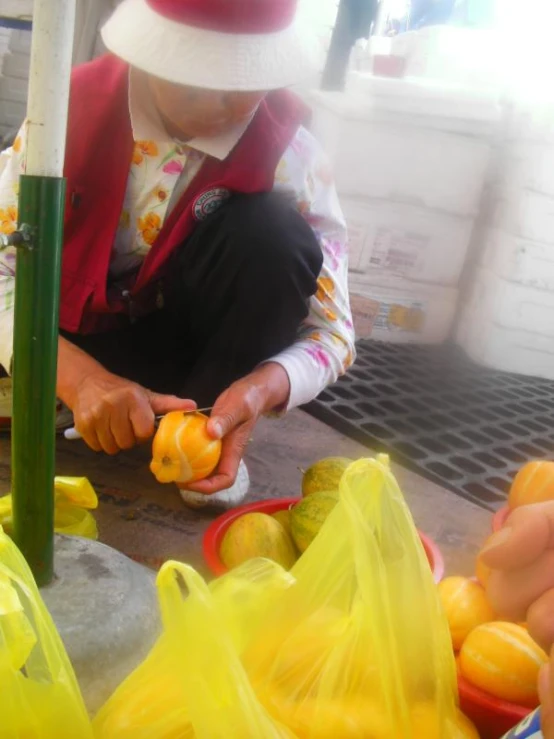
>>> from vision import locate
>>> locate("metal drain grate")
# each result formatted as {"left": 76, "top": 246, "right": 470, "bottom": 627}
{"left": 305, "top": 341, "right": 554, "bottom": 511}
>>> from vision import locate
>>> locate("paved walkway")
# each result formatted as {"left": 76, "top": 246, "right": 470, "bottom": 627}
{"left": 0, "top": 409, "right": 492, "bottom": 577}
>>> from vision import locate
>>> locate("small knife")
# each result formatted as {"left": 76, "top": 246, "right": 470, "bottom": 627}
{"left": 63, "top": 407, "right": 213, "bottom": 441}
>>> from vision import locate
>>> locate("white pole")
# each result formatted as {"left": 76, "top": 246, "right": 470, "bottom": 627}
{"left": 24, "top": 0, "right": 76, "bottom": 177}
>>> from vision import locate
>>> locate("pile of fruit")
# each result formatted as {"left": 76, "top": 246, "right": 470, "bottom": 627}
{"left": 151, "top": 411, "right": 554, "bottom": 733}
{"left": 439, "top": 575, "right": 547, "bottom": 708}
{"left": 438, "top": 459, "right": 554, "bottom": 711}
{"left": 219, "top": 457, "right": 352, "bottom": 571}
{"left": 214, "top": 455, "right": 480, "bottom": 738}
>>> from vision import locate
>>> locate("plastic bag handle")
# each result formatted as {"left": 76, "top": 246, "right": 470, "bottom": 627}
{"left": 156, "top": 561, "right": 210, "bottom": 631}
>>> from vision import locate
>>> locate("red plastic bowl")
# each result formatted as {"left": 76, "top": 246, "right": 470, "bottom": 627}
{"left": 203, "top": 497, "right": 445, "bottom": 582}
{"left": 458, "top": 671, "right": 532, "bottom": 739}
{"left": 492, "top": 506, "right": 510, "bottom": 533}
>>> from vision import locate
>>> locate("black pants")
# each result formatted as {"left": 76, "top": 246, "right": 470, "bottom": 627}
{"left": 62, "top": 193, "right": 323, "bottom": 407}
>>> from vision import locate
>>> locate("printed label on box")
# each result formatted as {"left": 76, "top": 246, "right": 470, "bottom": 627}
{"left": 374, "top": 298, "right": 426, "bottom": 333}
{"left": 369, "top": 227, "right": 430, "bottom": 276}
{"left": 346, "top": 222, "right": 367, "bottom": 272}
{"left": 350, "top": 294, "right": 380, "bottom": 338}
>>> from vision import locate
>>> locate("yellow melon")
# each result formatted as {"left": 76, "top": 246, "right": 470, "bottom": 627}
{"left": 290, "top": 491, "right": 339, "bottom": 553}
{"left": 259, "top": 691, "right": 393, "bottom": 739}
{"left": 459, "top": 621, "right": 547, "bottom": 706}
{"left": 410, "top": 703, "right": 480, "bottom": 739}
{"left": 508, "top": 460, "right": 554, "bottom": 508}
{"left": 301, "top": 457, "right": 353, "bottom": 497}
{"left": 437, "top": 576, "right": 495, "bottom": 650}
{"left": 219, "top": 512, "right": 297, "bottom": 570}
{"left": 272, "top": 509, "right": 293, "bottom": 535}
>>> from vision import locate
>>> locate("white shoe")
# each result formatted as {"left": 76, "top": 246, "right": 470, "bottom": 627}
{"left": 55, "top": 402, "right": 75, "bottom": 431}
{"left": 0, "top": 377, "right": 74, "bottom": 432}
{"left": 178, "top": 459, "right": 250, "bottom": 510}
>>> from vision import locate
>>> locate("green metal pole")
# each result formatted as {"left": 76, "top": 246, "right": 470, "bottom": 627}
{"left": 7, "top": 0, "right": 76, "bottom": 587}
{"left": 12, "top": 176, "right": 66, "bottom": 586}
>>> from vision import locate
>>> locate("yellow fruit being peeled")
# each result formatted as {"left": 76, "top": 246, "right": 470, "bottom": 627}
{"left": 219, "top": 512, "right": 297, "bottom": 570}
{"left": 301, "top": 457, "right": 353, "bottom": 497}
{"left": 290, "top": 491, "right": 339, "bottom": 553}
{"left": 150, "top": 411, "right": 221, "bottom": 486}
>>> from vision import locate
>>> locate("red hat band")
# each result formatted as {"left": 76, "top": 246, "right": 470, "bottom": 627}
{"left": 147, "top": 0, "right": 298, "bottom": 34}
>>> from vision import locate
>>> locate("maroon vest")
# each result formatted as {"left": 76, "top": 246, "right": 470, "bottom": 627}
{"left": 60, "top": 55, "right": 308, "bottom": 333}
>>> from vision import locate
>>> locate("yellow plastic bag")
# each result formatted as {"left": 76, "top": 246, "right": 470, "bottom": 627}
{"left": 0, "top": 476, "right": 98, "bottom": 540}
{"left": 0, "top": 525, "right": 93, "bottom": 738}
{"left": 54, "top": 476, "right": 98, "bottom": 509}
{"left": 94, "top": 457, "right": 465, "bottom": 738}
{"left": 93, "top": 558, "right": 295, "bottom": 739}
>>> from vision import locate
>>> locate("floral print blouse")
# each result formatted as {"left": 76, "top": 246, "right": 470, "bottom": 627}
{"left": 0, "top": 91, "right": 355, "bottom": 410}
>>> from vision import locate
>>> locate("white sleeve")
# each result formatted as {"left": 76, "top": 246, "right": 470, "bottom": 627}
{"left": 269, "top": 126, "right": 355, "bottom": 410}
{"left": 0, "top": 126, "right": 27, "bottom": 373}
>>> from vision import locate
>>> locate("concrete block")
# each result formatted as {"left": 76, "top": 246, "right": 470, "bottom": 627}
{"left": 41, "top": 536, "right": 161, "bottom": 715}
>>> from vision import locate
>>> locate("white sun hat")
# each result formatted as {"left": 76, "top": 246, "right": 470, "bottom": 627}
{"left": 101, "top": 0, "right": 317, "bottom": 92}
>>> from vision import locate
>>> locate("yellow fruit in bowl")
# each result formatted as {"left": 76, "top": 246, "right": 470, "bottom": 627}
{"left": 454, "top": 711, "right": 480, "bottom": 739}
{"left": 459, "top": 621, "right": 547, "bottom": 706}
{"left": 301, "top": 457, "right": 353, "bottom": 497}
{"left": 410, "top": 703, "right": 479, "bottom": 739}
{"left": 258, "top": 690, "right": 477, "bottom": 739}
{"left": 437, "top": 576, "right": 495, "bottom": 650}
{"left": 258, "top": 690, "right": 393, "bottom": 739}
{"left": 272, "top": 509, "right": 293, "bottom": 535}
{"left": 93, "top": 666, "right": 193, "bottom": 738}
{"left": 246, "top": 606, "right": 383, "bottom": 709}
{"left": 245, "top": 607, "right": 350, "bottom": 696}
{"left": 290, "top": 491, "right": 339, "bottom": 553}
{"left": 219, "top": 512, "right": 297, "bottom": 571}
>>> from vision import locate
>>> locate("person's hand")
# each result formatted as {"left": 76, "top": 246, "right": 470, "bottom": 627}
{"left": 70, "top": 368, "right": 196, "bottom": 455}
{"left": 185, "top": 363, "right": 290, "bottom": 495}
{"left": 541, "top": 648, "right": 554, "bottom": 739}
{"left": 480, "top": 501, "right": 554, "bottom": 653}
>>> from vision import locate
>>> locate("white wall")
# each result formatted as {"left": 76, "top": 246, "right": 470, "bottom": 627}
{"left": 0, "top": 0, "right": 120, "bottom": 137}
{"left": 0, "top": 29, "right": 30, "bottom": 139}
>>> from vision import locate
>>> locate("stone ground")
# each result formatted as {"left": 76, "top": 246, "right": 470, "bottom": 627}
{"left": 0, "top": 408, "right": 492, "bottom": 577}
